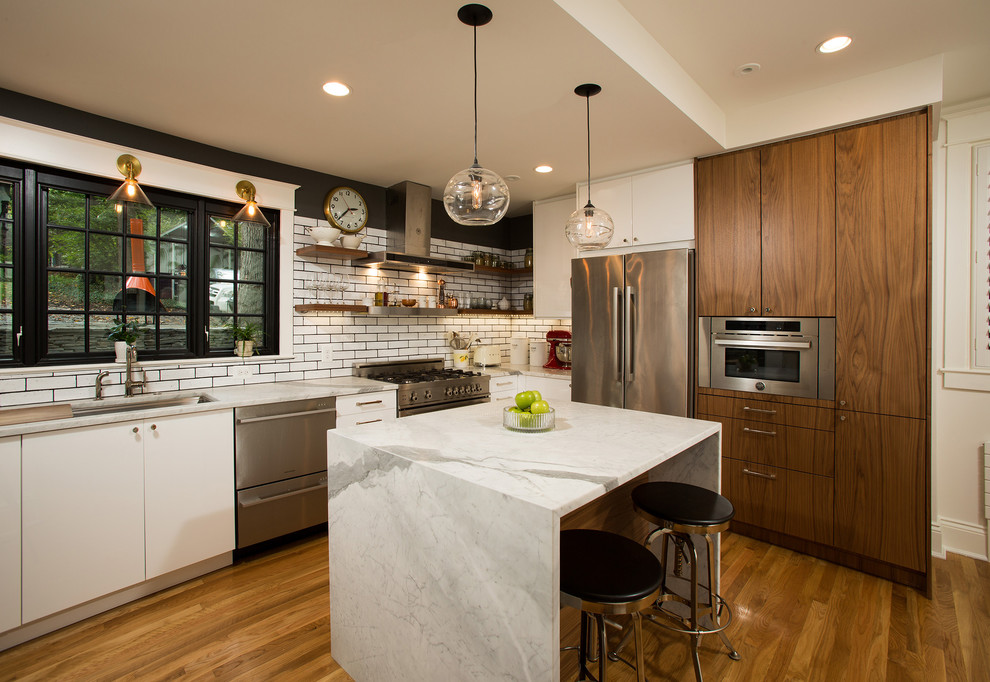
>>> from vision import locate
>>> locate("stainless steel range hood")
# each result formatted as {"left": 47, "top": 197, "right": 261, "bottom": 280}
{"left": 354, "top": 181, "right": 475, "bottom": 274}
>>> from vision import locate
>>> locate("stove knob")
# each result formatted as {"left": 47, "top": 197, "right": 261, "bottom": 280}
{"left": 446, "top": 387, "right": 453, "bottom": 397}
{"left": 424, "top": 390, "right": 432, "bottom": 400}
{"left": 410, "top": 392, "right": 418, "bottom": 402}
{"left": 459, "top": 386, "right": 466, "bottom": 395}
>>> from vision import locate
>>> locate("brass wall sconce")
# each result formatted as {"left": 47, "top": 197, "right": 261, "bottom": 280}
{"left": 108, "top": 154, "right": 154, "bottom": 209}
{"left": 233, "top": 180, "right": 272, "bottom": 228}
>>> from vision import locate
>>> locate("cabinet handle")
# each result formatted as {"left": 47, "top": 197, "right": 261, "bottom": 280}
{"left": 748, "top": 307, "right": 757, "bottom": 313}
{"left": 356, "top": 418, "right": 383, "bottom": 425}
{"left": 839, "top": 400, "right": 846, "bottom": 407}
{"left": 742, "top": 468, "right": 777, "bottom": 481}
{"left": 742, "top": 406, "right": 777, "bottom": 415}
{"left": 742, "top": 427, "right": 776, "bottom": 436}
{"left": 150, "top": 424, "right": 157, "bottom": 431}
{"left": 132, "top": 426, "right": 139, "bottom": 434}
{"left": 495, "top": 381, "right": 513, "bottom": 387}
{"left": 839, "top": 415, "right": 847, "bottom": 422}
{"left": 764, "top": 307, "right": 772, "bottom": 313}
{"left": 495, "top": 396, "right": 512, "bottom": 401}
{"left": 356, "top": 400, "right": 384, "bottom": 406}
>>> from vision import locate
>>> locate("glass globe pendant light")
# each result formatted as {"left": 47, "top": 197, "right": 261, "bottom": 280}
{"left": 565, "top": 84, "right": 614, "bottom": 251}
{"left": 443, "top": 4, "right": 510, "bottom": 226}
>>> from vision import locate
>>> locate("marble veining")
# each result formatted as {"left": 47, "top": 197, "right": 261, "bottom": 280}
{"left": 327, "top": 400, "right": 721, "bottom": 681}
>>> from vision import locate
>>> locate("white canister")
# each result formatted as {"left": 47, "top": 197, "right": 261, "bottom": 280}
{"left": 451, "top": 349, "right": 470, "bottom": 368}
{"left": 509, "top": 336, "right": 528, "bottom": 365}
{"left": 529, "top": 340, "right": 548, "bottom": 367}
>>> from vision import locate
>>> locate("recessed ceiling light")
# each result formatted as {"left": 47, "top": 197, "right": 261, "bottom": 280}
{"left": 817, "top": 36, "right": 852, "bottom": 54}
{"left": 322, "top": 81, "right": 351, "bottom": 96}
{"left": 734, "top": 63, "right": 761, "bottom": 76}
{"left": 504, "top": 174, "right": 521, "bottom": 182}
{"left": 534, "top": 165, "right": 553, "bottom": 173}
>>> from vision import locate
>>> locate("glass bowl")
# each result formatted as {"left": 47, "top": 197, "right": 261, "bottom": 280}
{"left": 503, "top": 406, "right": 555, "bottom": 433}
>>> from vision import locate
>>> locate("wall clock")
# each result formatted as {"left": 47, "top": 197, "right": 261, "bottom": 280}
{"left": 324, "top": 186, "right": 368, "bottom": 233}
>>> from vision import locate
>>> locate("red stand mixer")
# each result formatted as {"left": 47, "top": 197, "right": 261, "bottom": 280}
{"left": 543, "top": 330, "right": 572, "bottom": 370}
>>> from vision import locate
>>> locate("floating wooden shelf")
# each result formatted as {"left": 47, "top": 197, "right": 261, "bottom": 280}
{"left": 294, "top": 303, "right": 369, "bottom": 313}
{"left": 457, "top": 308, "right": 533, "bottom": 316}
{"left": 472, "top": 265, "right": 532, "bottom": 276}
{"left": 295, "top": 245, "right": 368, "bottom": 260}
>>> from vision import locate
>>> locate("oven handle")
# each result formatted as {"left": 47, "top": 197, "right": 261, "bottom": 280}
{"left": 714, "top": 339, "right": 812, "bottom": 350}
{"left": 236, "top": 407, "right": 336, "bottom": 424}
{"left": 239, "top": 480, "right": 328, "bottom": 507}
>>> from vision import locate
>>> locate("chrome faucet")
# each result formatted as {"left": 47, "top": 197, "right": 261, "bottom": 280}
{"left": 124, "top": 346, "right": 146, "bottom": 397}
{"left": 94, "top": 370, "right": 110, "bottom": 400}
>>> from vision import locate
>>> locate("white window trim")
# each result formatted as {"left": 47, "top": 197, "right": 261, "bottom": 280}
{"left": 973, "top": 144, "right": 990, "bottom": 369}
{"left": 0, "top": 116, "right": 299, "bottom": 357}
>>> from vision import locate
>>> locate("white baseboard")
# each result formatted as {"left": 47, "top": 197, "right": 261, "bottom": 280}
{"left": 0, "top": 552, "right": 231, "bottom": 652}
{"left": 932, "top": 517, "right": 989, "bottom": 561}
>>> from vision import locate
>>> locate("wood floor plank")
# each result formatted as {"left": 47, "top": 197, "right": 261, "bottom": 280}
{"left": 1, "top": 530, "right": 988, "bottom": 681}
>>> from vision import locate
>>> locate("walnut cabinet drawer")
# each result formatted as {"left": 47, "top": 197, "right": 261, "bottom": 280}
{"left": 697, "top": 394, "right": 834, "bottom": 431}
{"left": 702, "top": 414, "right": 834, "bottom": 477}
{"left": 722, "top": 459, "right": 833, "bottom": 545}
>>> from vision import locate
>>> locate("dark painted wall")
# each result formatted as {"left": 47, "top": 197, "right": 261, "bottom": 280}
{"left": 0, "top": 88, "right": 531, "bottom": 249}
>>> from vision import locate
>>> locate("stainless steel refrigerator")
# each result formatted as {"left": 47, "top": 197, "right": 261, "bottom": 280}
{"left": 571, "top": 248, "right": 695, "bottom": 417}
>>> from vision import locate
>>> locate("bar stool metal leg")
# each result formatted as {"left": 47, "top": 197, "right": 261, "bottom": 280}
{"left": 706, "top": 534, "right": 740, "bottom": 661}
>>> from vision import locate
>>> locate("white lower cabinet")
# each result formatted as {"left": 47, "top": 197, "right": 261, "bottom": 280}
{"left": 20, "top": 410, "right": 234, "bottom": 623}
{"left": 145, "top": 411, "right": 234, "bottom": 579}
{"left": 335, "top": 390, "right": 397, "bottom": 428}
{"left": 490, "top": 375, "right": 519, "bottom": 407}
{"left": 518, "top": 375, "right": 571, "bottom": 403}
{"left": 0, "top": 436, "right": 21, "bottom": 633}
{"left": 22, "top": 423, "right": 146, "bottom": 623}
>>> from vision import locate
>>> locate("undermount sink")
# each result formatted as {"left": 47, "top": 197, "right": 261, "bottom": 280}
{"left": 70, "top": 393, "right": 216, "bottom": 417}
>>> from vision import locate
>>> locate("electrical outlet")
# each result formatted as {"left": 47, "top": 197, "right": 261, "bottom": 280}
{"left": 321, "top": 345, "right": 334, "bottom": 363}
{"left": 231, "top": 365, "right": 252, "bottom": 378}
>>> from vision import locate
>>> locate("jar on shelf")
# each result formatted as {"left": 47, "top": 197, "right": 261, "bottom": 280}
{"left": 523, "top": 293, "right": 533, "bottom": 311}
{"left": 524, "top": 248, "right": 533, "bottom": 268}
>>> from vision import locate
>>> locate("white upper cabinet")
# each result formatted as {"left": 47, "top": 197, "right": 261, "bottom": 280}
{"left": 631, "top": 163, "right": 694, "bottom": 245}
{"left": 533, "top": 195, "right": 578, "bottom": 319}
{"left": 577, "top": 162, "right": 694, "bottom": 250}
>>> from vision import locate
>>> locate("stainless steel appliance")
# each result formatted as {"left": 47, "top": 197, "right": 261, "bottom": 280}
{"left": 234, "top": 397, "right": 336, "bottom": 548}
{"left": 354, "top": 358, "right": 490, "bottom": 417}
{"left": 571, "top": 249, "right": 695, "bottom": 417}
{"left": 699, "top": 317, "right": 835, "bottom": 399}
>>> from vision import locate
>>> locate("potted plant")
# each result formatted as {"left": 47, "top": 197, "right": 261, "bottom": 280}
{"left": 227, "top": 320, "right": 261, "bottom": 357}
{"left": 107, "top": 319, "right": 143, "bottom": 363}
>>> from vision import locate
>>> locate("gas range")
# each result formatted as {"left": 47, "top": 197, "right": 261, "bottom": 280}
{"left": 353, "top": 358, "right": 491, "bottom": 417}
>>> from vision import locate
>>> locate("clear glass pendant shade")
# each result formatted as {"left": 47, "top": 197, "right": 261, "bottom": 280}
{"left": 443, "top": 163, "right": 510, "bottom": 226}
{"left": 565, "top": 202, "right": 614, "bottom": 251}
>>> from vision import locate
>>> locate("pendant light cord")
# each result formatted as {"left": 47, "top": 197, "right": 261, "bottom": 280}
{"left": 585, "top": 94, "right": 593, "bottom": 208}
{"left": 473, "top": 24, "right": 479, "bottom": 166}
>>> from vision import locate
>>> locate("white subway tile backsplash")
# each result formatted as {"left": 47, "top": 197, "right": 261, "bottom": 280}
{"left": 0, "top": 219, "right": 567, "bottom": 405}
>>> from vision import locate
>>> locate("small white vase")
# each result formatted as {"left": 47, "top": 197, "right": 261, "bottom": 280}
{"left": 114, "top": 341, "right": 129, "bottom": 363}
{"left": 234, "top": 340, "right": 255, "bottom": 357}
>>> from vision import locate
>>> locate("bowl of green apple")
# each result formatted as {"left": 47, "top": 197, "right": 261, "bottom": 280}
{"left": 503, "top": 390, "right": 555, "bottom": 432}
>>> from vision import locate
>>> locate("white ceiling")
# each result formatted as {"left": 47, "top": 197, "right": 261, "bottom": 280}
{"left": 1, "top": 0, "right": 987, "bottom": 216}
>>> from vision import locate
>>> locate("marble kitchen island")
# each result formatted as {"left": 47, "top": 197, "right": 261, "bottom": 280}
{"left": 326, "top": 399, "right": 721, "bottom": 681}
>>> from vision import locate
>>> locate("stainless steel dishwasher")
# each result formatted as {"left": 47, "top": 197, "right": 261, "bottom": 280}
{"left": 234, "top": 396, "right": 336, "bottom": 548}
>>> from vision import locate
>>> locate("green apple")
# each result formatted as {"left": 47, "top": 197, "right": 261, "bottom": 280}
{"left": 517, "top": 411, "right": 534, "bottom": 428}
{"left": 515, "top": 391, "right": 536, "bottom": 410}
{"left": 530, "top": 400, "right": 550, "bottom": 414}
{"left": 508, "top": 406, "right": 523, "bottom": 413}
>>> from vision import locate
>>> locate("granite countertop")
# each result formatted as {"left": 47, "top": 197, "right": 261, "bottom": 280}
{"left": 329, "top": 399, "right": 719, "bottom": 516}
{"left": 0, "top": 377, "right": 395, "bottom": 438}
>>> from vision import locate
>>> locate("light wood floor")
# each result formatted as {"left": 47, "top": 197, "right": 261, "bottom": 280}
{"left": 0, "top": 530, "right": 987, "bottom": 681}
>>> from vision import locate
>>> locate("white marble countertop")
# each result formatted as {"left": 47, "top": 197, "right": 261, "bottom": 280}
{"left": 0, "top": 377, "right": 394, "bottom": 438}
{"left": 479, "top": 364, "right": 572, "bottom": 379}
{"left": 331, "top": 399, "right": 719, "bottom": 516}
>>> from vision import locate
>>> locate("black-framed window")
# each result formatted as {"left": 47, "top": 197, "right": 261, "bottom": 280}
{"left": 1, "top": 158, "right": 278, "bottom": 366}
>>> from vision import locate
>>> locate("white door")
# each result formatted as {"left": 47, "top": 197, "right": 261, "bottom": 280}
{"left": 22, "top": 423, "right": 145, "bottom": 622}
{"left": 0, "top": 436, "right": 20, "bottom": 633}
{"left": 144, "top": 411, "right": 235, "bottom": 578}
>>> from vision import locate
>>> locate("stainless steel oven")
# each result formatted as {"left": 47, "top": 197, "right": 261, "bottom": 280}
{"left": 699, "top": 317, "right": 834, "bottom": 400}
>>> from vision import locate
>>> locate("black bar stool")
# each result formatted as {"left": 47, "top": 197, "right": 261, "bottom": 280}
{"left": 560, "top": 529, "right": 662, "bottom": 682}
{"left": 623, "top": 481, "right": 741, "bottom": 682}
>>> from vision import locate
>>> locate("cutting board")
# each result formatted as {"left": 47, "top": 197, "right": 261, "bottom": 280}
{"left": 0, "top": 404, "right": 74, "bottom": 426}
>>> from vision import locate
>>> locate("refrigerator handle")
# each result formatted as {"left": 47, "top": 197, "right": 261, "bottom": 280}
{"left": 625, "top": 286, "right": 635, "bottom": 379}
{"left": 612, "top": 286, "right": 622, "bottom": 383}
